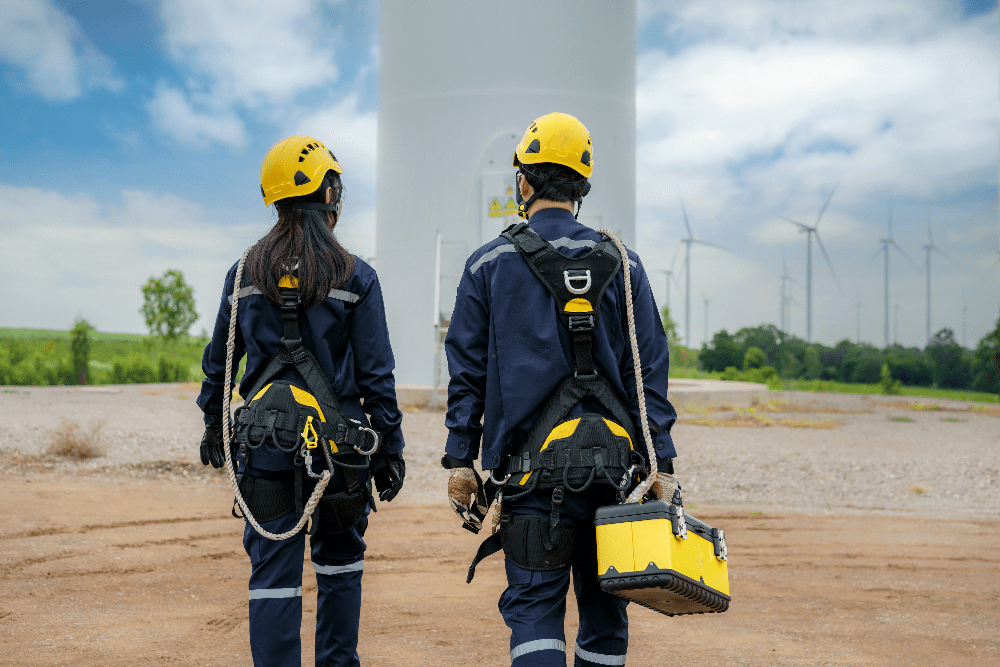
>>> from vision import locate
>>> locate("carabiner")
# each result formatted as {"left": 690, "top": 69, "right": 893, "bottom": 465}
{"left": 301, "top": 415, "right": 319, "bottom": 450}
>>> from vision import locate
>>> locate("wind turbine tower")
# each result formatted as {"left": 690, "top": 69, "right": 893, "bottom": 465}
{"left": 874, "top": 206, "right": 917, "bottom": 348}
{"left": 783, "top": 185, "right": 842, "bottom": 343}
{"left": 681, "top": 201, "right": 721, "bottom": 347}
{"left": 921, "top": 226, "right": 952, "bottom": 344}
{"left": 703, "top": 293, "right": 717, "bottom": 346}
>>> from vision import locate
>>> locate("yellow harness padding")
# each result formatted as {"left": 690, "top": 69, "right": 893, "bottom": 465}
{"left": 249, "top": 383, "right": 326, "bottom": 422}
{"left": 518, "top": 417, "right": 633, "bottom": 486}
{"left": 564, "top": 298, "right": 593, "bottom": 313}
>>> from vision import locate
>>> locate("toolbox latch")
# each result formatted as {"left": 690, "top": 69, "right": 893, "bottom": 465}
{"left": 669, "top": 506, "right": 687, "bottom": 540}
{"left": 712, "top": 528, "right": 728, "bottom": 561}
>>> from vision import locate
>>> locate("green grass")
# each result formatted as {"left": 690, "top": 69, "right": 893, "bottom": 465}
{"left": 786, "top": 379, "right": 999, "bottom": 404}
{"left": 0, "top": 327, "right": 211, "bottom": 386}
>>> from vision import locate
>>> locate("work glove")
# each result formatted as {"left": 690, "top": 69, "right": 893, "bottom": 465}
{"left": 653, "top": 471, "right": 683, "bottom": 507}
{"left": 371, "top": 451, "right": 406, "bottom": 502}
{"left": 199, "top": 425, "right": 227, "bottom": 469}
{"left": 447, "top": 467, "right": 488, "bottom": 534}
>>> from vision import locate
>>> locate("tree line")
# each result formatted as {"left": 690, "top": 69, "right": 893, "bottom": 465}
{"left": 690, "top": 318, "right": 1000, "bottom": 397}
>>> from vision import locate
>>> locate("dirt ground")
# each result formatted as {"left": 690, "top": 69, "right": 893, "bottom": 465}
{"left": 0, "top": 385, "right": 998, "bottom": 666}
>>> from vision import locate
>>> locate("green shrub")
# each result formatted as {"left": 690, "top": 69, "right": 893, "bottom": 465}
{"left": 879, "top": 363, "right": 902, "bottom": 395}
{"left": 157, "top": 355, "right": 189, "bottom": 382}
{"left": 111, "top": 358, "right": 157, "bottom": 384}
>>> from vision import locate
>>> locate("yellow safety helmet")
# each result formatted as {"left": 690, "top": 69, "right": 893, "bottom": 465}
{"left": 512, "top": 112, "right": 593, "bottom": 179}
{"left": 260, "top": 135, "right": 343, "bottom": 207}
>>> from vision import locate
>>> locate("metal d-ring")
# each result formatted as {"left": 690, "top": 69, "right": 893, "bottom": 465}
{"left": 353, "top": 426, "right": 380, "bottom": 456}
{"left": 490, "top": 470, "right": 511, "bottom": 485}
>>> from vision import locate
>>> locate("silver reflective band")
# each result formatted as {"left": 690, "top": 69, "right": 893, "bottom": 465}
{"left": 575, "top": 644, "right": 627, "bottom": 665}
{"left": 227, "top": 286, "right": 261, "bottom": 305}
{"left": 227, "top": 285, "right": 359, "bottom": 305}
{"left": 249, "top": 586, "right": 302, "bottom": 600}
{"left": 328, "top": 288, "right": 360, "bottom": 303}
{"left": 510, "top": 639, "right": 566, "bottom": 662}
{"left": 470, "top": 245, "right": 517, "bottom": 274}
{"left": 313, "top": 560, "right": 364, "bottom": 576}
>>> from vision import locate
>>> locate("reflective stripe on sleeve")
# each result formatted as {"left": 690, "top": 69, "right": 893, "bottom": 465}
{"left": 470, "top": 245, "right": 517, "bottom": 274}
{"left": 510, "top": 639, "right": 566, "bottom": 662}
{"left": 312, "top": 560, "right": 364, "bottom": 576}
{"left": 248, "top": 586, "right": 302, "bottom": 600}
{"left": 574, "top": 644, "right": 627, "bottom": 666}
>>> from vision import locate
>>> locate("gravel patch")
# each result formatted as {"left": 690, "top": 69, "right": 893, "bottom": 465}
{"left": 1, "top": 385, "right": 996, "bottom": 518}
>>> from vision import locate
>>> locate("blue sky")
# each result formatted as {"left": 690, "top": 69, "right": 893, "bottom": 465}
{"left": 1, "top": 0, "right": 997, "bottom": 350}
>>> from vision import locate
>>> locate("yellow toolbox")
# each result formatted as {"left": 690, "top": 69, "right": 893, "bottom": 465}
{"left": 595, "top": 500, "right": 730, "bottom": 616}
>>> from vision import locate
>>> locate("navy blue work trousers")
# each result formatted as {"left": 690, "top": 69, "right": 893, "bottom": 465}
{"left": 500, "top": 487, "right": 629, "bottom": 667}
{"left": 243, "top": 510, "right": 367, "bottom": 667}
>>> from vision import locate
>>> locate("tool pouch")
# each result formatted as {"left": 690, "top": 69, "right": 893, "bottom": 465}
{"left": 237, "top": 475, "right": 295, "bottom": 524}
{"left": 314, "top": 490, "right": 370, "bottom": 535}
{"left": 501, "top": 515, "right": 576, "bottom": 571}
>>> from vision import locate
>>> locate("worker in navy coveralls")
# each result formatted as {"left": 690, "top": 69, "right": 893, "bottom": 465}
{"left": 443, "top": 113, "right": 682, "bottom": 666}
{"left": 197, "top": 135, "right": 405, "bottom": 667}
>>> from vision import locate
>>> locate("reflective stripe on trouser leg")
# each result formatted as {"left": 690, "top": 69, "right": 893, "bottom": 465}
{"left": 310, "top": 515, "right": 367, "bottom": 667}
{"left": 500, "top": 559, "right": 571, "bottom": 666}
{"left": 571, "top": 526, "right": 628, "bottom": 667}
{"left": 244, "top": 511, "right": 305, "bottom": 667}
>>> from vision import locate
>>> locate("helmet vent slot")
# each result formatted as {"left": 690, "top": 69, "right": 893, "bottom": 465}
{"left": 581, "top": 150, "right": 591, "bottom": 166}
{"left": 526, "top": 139, "right": 541, "bottom": 154}
{"left": 294, "top": 170, "right": 311, "bottom": 186}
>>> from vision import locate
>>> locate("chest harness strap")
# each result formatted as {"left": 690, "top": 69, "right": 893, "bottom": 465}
{"left": 466, "top": 223, "right": 646, "bottom": 582}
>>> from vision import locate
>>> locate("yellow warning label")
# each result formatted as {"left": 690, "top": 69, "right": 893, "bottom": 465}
{"left": 488, "top": 198, "right": 502, "bottom": 217}
{"left": 503, "top": 198, "right": 517, "bottom": 217}
{"left": 506, "top": 186, "right": 513, "bottom": 195}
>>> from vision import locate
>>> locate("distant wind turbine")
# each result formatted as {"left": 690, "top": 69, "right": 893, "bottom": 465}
{"left": 922, "top": 226, "right": 954, "bottom": 344}
{"left": 653, "top": 246, "right": 682, "bottom": 314}
{"left": 872, "top": 204, "right": 918, "bottom": 348}
{"left": 778, "top": 251, "right": 800, "bottom": 334}
{"left": 783, "top": 184, "right": 842, "bottom": 343}
{"left": 702, "top": 292, "right": 717, "bottom": 345}
{"left": 680, "top": 200, "right": 723, "bottom": 347}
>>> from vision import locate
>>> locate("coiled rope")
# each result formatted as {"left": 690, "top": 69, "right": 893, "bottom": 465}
{"left": 222, "top": 247, "right": 330, "bottom": 540}
{"left": 598, "top": 230, "right": 658, "bottom": 504}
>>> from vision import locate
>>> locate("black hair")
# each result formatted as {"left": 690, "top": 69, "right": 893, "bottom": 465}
{"left": 517, "top": 161, "right": 589, "bottom": 203}
{"left": 245, "top": 171, "right": 355, "bottom": 309}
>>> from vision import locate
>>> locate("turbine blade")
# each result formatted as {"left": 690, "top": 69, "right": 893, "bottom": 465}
{"left": 680, "top": 199, "right": 692, "bottom": 238}
{"left": 814, "top": 231, "right": 843, "bottom": 294}
{"left": 891, "top": 240, "right": 919, "bottom": 269}
{"left": 691, "top": 238, "right": 725, "bottom": 250}
{"left": 870, "top": 246, "right": 884, "bottom": 262}
{"left": 932, "top": 245, "right": 957, "bottom": 264}
{"left": 814, "top": 182, "right": 839, "bottom": 228}
{"left": 781, "top": 216, "right": 811, "bottom": 232}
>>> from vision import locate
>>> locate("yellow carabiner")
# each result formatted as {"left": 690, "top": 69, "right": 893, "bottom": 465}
{"left": 302, "top": 415, "right": 319, "bottom": 450}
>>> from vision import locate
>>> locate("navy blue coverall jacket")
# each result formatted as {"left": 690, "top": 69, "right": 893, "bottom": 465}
{"left": 444, "top": 208, "right": 677, "bottom": 471}
{"left": 197, "top": 256, "right": 405, "bottom": 470}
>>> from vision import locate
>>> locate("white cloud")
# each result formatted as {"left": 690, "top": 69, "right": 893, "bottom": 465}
{"left": 0, "top": 184, "right": 264, "bottom": 333}
{"left": 146, "top": 84, "right": 247, "bottom": 149}
{"left": 148, "top": 0, "right": 357, "bottom": 149}
{"left": 0, "top": 0, "right": 123, "bottom": 100}
{"left": 634, "top": 0, "right": 998, "bottom": 347}
{"left": 291, "top": 95, "right": 378, "bottom": 188}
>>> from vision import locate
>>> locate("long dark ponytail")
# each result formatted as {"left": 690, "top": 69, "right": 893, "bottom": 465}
{"left": 245, "top": 171, "right": 355, "bottom": 309}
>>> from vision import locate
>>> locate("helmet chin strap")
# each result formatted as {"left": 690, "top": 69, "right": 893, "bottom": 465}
{"left": 288, "top": 201, "right": 341, "bottom": 224}
{"left": 516, "top": 170, "right": 556, "bottom": 220}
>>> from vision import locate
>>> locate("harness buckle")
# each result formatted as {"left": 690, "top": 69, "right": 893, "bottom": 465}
{"left": 563, "top": 269, "right": 592, "bottom": 294}
{"left": 567, "top": 314, "right": 595, "bottom": 331}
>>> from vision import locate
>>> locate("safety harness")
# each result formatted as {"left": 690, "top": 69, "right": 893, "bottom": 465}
{"left": 466, "top": 223, "right": 648, "bottom": 582}
{"left": 222, "top": 253, "right": 379, "bottom": 541}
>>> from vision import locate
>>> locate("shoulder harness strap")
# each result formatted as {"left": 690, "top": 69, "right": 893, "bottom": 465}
{"left": 500, "top": 222, "right": 621, "bottom": 375}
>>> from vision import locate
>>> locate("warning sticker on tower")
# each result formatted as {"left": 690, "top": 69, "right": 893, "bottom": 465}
{"left": 488, "top": 198, "right": 502, "bottom": 217}
{"left": 503, "top": 198, "right": 517, "bottom": 217}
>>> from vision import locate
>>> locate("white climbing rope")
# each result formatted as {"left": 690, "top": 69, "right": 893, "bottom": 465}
{"left": 222, "top": 246, "right": 330, "bottom": 540}
{"left": 598, "top": 230, "right": 659, "bottom": 504}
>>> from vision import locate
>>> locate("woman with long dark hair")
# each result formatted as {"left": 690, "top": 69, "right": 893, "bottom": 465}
{"left": 197, "top": 135, "right": 404, "bottom": 667}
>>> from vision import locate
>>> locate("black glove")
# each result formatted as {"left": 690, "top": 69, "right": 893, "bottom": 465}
{"left": 200, "top": 425, "right": 227, "bottom": 468}
{"left": 371, "top": 451, "right": 405, "bottom": 502}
